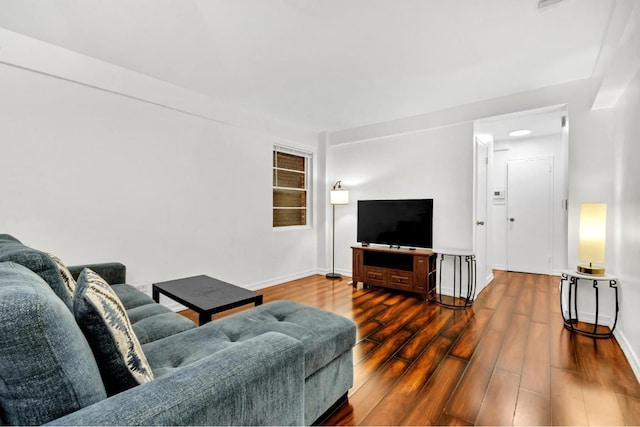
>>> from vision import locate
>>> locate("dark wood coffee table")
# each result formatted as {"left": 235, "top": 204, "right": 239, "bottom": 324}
{"left": 152, "top": 275, "right": 263, "bottom": 325}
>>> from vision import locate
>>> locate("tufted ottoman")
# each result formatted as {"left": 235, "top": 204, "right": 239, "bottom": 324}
{"left": 142, "top": 300, "right": 356, "bottom": 424}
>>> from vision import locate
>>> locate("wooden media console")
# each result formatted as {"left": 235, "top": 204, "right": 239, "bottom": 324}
{"left": 351, "top": 245, "right": 437, "bottom": 300}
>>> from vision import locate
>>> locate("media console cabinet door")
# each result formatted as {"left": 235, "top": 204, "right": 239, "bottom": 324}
{"left": 414, "top": 256, "right": 428, "bottom": 290}
{"left": 352, "top": 248, "right": 363, "bottom": 285}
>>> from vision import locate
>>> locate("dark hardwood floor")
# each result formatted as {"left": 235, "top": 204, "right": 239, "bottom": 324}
{"left": 179, "top": 270, "right": 640, "bottom": 426}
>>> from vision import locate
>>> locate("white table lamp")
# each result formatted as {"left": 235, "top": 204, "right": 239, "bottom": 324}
{"left": 577, "top": 203, "right": 606, "bottom": 275}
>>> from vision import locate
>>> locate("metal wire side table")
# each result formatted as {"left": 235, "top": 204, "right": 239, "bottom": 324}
{"left": 434, "top": 249, "right": 476, "bottom": 309}
{"left": 559, "top": 270, "right": 618, "bottom": 338}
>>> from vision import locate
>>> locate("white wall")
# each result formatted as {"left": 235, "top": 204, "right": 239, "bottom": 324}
{"left": 612, "top": 69, "right": 640, "bottom": 379}
{"left": 328, "top": 123, "right": 474, "bottom": 275}
{"left": 0, "top": 62, "right": 319, "bottom": 291}
{"left": 491, "top": 132, "right": 567, "bottom": 272}
{"left": 562, "top": 106, "right": 621, "bottom": 333}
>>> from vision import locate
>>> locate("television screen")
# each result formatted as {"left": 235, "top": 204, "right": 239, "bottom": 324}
{"left": 357, "top": 199, "right": 433, "bottom": 248}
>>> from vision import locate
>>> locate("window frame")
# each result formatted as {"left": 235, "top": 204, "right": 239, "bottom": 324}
{"left": 272, "top": 144, "right": 313, "bottom": 229}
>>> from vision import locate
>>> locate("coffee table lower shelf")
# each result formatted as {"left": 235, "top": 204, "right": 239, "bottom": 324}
{"left": 152, "top": 275, "right": 263, "bottom": 325}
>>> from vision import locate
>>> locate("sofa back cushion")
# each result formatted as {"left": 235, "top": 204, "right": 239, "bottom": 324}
{"left": 0, "top": 234, "right": 72, "bottom": 310}
{"left": 0, "top": 262, "right": 107, "bottom": 425}
{"left": 74, "top": 268, "right": 154, "bottom": 395}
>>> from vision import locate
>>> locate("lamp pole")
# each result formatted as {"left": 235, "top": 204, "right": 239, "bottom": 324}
{"left": 327, "top": 181, "right": 348, "bottom": 279}
{"left": 328, "top": 202, "right": 339, "bottom": 278}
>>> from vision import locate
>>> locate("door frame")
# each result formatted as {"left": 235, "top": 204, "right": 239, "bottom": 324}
{"left": 473, "top": 136, "right": 492, "bottom": 290}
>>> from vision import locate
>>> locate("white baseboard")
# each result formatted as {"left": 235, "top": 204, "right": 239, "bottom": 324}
{"left": 615, "top": 328, "right": 640, "bottom": 383}
{"left": 246, "top": 269, "right": 319, "bottom": 291}
{"left": 613, "top": 274, "right": 640, "bottom": 384}
{"left": 164, "top": 300, "right": 189, "bottom": 312}
{"left": 485, "top": 272, "right": 494, "bottom": 285}
{"left": 573, "top": 310, "right": 614, "bottom": 329}
{"left": 132, "top": 282, "right": 150, "bottom": 294}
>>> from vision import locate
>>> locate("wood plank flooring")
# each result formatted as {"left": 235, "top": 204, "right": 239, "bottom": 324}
{"left": 179, "top": 270, "right": 640, "bottom": 426}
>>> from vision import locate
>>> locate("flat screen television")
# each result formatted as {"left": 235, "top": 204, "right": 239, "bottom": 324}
{"left": 357, "top": 199, "right": 433, "bottom": 248}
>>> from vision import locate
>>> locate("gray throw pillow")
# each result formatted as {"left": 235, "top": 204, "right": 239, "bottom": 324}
{"left": 74, "top": 268, "right": 154, "bottom": 395}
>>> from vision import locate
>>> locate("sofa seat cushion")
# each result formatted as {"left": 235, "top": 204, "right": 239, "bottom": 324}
{"left": 111, "top": 283, "right": 157, "bottom": 309}
{"left": 0, "top": 262, "right": 107, "bottom": 425}
{"left": 143, "top": 300, "right": 356, "bottom": 379}
{"left": 108, "top": 284, "right": 196, "bottom": 344}
{"left": 0, "top": 235, "right": 72, "bottom": 310}
{"left": 74, "top": 269, "right": 154, "bottom": 395}
{"left": 128, "top": 304, "right": 197, "bottom": 344}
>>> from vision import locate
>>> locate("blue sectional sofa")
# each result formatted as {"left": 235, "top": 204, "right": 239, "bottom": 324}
{"left": 0, "top": 234, "right": 355, "bottom": 425}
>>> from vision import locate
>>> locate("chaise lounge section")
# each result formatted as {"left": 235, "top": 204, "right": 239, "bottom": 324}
{"left": 0, "top": 234, "right": 355, "bottom": 425}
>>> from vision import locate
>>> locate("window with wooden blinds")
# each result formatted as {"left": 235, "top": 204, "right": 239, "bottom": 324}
{"left": 273, "top": 146, "right": 311, "bottom": 227}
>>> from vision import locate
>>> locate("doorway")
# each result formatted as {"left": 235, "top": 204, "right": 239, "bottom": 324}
{"left": 475, "top": 105, "right": 568, "bottom": 276}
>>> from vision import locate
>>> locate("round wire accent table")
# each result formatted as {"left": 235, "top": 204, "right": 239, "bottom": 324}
{"left": 434, "top": 249, "right": 476, "bottom": 309}
{"left": 559, "top": 270, "right": 618, "bottom": 338}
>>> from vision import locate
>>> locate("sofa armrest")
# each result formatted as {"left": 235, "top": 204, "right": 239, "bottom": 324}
{"left": 67, "top": 262, "right": 126, "bottom": 285}
{"left": 47, "top": 332, "right": 305, "bottom": 426}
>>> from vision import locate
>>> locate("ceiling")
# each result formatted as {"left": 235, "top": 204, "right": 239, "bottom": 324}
{"left": 476, "top": 106, "right": 567, "bottom": 143}
{"left": 0, "top": 0, "right": 615, "bottom": 132}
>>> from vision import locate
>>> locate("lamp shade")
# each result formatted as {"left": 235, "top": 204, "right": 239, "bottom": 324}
{"left": 330, "top": 189, "right": 349, "bottom": 205}
{"left": 578, "top": 203, "right": 606, "bottom": 265}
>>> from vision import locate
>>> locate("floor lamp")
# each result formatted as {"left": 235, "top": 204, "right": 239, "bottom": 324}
{"left": 327, "top": 180, "right": 349, "bottom": 279}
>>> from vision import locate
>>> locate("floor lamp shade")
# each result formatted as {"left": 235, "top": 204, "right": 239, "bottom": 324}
{"left": 330, "top": 189, "right": 349, "bottom": 205}
{"left": 578, "top": 203, "right": 606, "bottom": 275}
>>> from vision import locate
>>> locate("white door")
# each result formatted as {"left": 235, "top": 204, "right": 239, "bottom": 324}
{"left": 506, "top": 157, "right": 552, "bottom": 274}
{"left": 474, "top": 138, "right": 489, "bottom": 287}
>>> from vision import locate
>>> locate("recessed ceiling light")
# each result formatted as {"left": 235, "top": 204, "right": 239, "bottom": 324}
{"left": 538, "top": 0, "right": 563, "bottom": 9}
{"left": 509, "top": 129, "right": 531, "bottom": 137}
